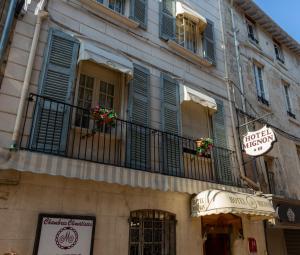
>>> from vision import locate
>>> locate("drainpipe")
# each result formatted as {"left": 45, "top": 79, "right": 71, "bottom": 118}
{"left": 230, "top": 0, "right": 246, "bottom": 113}
{"left": 10, "top": 7, "right": 48, "bottom": 149}
{"left": 0, "top": 0, "right": 18, "bottom": 62}
{"left": 218, "top": 0, "right": 259, "bottom": 189}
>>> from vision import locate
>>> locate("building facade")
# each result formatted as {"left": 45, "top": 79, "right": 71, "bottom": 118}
{"left": 0, "top": 0, "right": 282, "bottom": 254}
{"left": 223, "top": 0, "right": 300, "bottom": 254}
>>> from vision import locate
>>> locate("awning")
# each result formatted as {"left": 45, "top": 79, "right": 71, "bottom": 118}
{"left": 176, "top": 2, "right": 207, "bottom": 31}
{"left": 78, "top": 40, "right": 133, "bottom": 77}
{"left": 180, "top": 85, "right": 217, "bottom": 114}
{"left": 191, "top": 189, "right": 276, "bottom": 220}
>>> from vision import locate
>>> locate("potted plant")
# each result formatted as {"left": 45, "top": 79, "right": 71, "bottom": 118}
{"left": 195, "top": 138, "right": 213, "bottom": 157}
{"left": 90, "top": 105, "right": 117, "bottom": 132}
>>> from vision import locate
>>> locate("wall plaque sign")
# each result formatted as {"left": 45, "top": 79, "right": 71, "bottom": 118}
{"left": 243, "top": 125, "right": 276, "bottom": 156}
{"left": 33, "top": 214, "right": 96, "bottom": 255}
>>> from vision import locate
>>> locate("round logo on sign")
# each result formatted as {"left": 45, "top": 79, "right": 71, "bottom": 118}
{"left": 55, "top": 227, "right": 78, "bottom": 250}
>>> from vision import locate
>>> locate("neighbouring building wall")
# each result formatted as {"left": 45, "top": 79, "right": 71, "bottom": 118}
{"left": 223, "top": 0, "right": 300, "bottom": 199}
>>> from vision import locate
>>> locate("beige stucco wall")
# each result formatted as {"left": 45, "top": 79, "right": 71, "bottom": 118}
{"left": 0, "top": 170, "right": 267, "bottom": 255}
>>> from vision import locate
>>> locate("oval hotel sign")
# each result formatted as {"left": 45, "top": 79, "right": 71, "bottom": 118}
{"left": 243, "top": 125, "right": 276, "bottom": 156}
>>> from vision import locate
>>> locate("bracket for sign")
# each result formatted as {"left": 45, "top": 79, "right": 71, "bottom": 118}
{"left": 238, "top": 112, "right": 273, "bottom": 129}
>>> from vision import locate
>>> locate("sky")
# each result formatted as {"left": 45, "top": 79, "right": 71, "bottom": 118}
{"left": 253, "top": 0, "right": 300, "bottom": 43}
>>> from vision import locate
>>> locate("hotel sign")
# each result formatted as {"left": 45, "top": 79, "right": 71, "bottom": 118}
{"left": 243, "top": 126, "right": 276, "bottom": 156}
{"left": 33, "top": 214, "right": 96, "bottom": 255}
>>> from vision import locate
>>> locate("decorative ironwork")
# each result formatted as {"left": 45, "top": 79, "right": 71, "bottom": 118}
{"left": 129, "top": 210, "right": 176, "bottom": 255}
{"left": 20, "top": 94, "right": 242, "bottom": 187}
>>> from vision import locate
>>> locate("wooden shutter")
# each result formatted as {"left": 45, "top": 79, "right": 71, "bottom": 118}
{"left": 161, "top": 73, "right": 182, "bottom": 176}
{"left": 203, "top": 19, "right": 216, "bottom": 64}
{"left": 130, "top": 0, "right": 148, "bottom": 29}
{"left": 284, "top": 230, "right": 300, "bottom": 255}
{"left": 127, "top": 64, "right": 150, "bottom": 170}
{"left": 159, "top": 0, "right": 176, "bottom": 40}
{"left": 29, "top": 29, "right": 79, "bottom": 154}
{"left": 212, "top": 99, "right": 232, "bottom": 184}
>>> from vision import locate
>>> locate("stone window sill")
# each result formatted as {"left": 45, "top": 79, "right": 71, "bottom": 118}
{"left": 80, "top": 0, "right": 139, "bottom": 29}
{"left": 258, "top": 100, "right": 272, "bottom": 112}
{"left": 167, "top": 40, "right": 213, "bottom": 67}
{"left": 275, "top": 60, "right": 288, "bottom": 71}
{"left": 288, "top": 116, "right": 300, "bottom": 127}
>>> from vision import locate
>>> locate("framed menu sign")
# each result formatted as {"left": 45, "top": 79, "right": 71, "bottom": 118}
{"left": 33, "top": 214, "right": 96, "bottom": 255}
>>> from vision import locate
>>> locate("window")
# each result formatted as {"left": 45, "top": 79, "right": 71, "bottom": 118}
{"left": 246, "top": 18, "right": 258, "bottom": 44}
{"left": 129, "top": 210, "right": 176, "bottom": 255}
{"left": 96, "top": 0, "right": 125, "bottom": 14}
{"left": 274, "top": 41, "right": 285, "bottom": 64}
{"left": 176, "top": 15, "right": 197, "bottom": 53}
{"left": 253, "top": 63, "right": 269, "bottom": 105}
{"left": 94, "top": 0, "right": 148, "bottom": 28}
{"left": 283, "top": 82, "right": 295, "bottom": 118}
{"left": 75, "top": 73, "right": 116, "bottom": 129}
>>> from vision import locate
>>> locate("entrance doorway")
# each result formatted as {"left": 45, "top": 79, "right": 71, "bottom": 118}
{"left": 204, "top": 233, "right": 231, "bottom": 255}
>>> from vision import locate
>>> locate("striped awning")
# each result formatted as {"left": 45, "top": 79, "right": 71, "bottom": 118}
{"left": 77, "top": 39, "right": 133, "bottom": 77}
{"left": 191, "top": 189, "right": 276, "bottom": 220}
{"left": 0, "top": 150, "right": 249, "bottom": 195}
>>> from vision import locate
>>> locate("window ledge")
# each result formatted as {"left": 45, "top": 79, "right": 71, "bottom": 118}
{"left": 80, "top": 0, "right": 139, "bottom": 29}
{"left": 167, "top": 40, "right": 213, "bottom": 67}
{"left": 258, "top": 100, "right": 272, "bottom": 112}
{"left": 288, "top": 116, "right": 300, "bottom": 127}
{"left": 242, "top": 40, "right": 273, "bottom": 62}
{"left": 275, "top": 60, "right": 288, "bottom": 71}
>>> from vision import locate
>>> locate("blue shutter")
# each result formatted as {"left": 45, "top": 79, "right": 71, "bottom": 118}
{"left": 203, "top": 19, "right": 216, "bottom": 64}
{"left": 29, "top": 28, "right": 79, "bottom": 154}
{"left": 161, "top": 73, "right": 182, "bottom": 175}
{"left": 127, "top": 64, "right": 150, "bottom": 170}
{"left": 130, "top": 0, "right": 148, "bottom": 29}
{"left": 159, "top": 0, "right": 176, "bottom": 40}
{"left": 212, "top": 99, "right": 233, "bottom": 184}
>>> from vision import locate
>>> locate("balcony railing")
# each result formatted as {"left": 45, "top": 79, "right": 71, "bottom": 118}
{"left": 20, "top": 94, "right": 242, "bottom": 187}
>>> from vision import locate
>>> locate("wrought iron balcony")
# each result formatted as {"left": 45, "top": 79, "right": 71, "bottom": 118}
{"left": 20, "top": 94, "right": 242, "bottom": 187}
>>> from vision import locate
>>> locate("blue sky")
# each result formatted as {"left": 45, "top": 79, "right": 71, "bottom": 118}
{"left": 253, "top": 0, "right": 300, "bottom": 43}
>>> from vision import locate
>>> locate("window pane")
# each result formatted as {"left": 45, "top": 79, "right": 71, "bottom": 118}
{"left": 99, "top": 81, "right": 115, "bottom": 110}
{"left": 130, "top": 245, "right": 139, "bottom": 255}
{"left": 99, "top": 94, "right": 106, "bottom": 107}
{"left": 109, "top": 0, "right": 125, "bottom": 14}
{"left": 76, "top": 74, "right": 95, "bottom": 128}
{"left": 143, "top": 244, "right": 153, "bottom": 255}
{"left": 175, "top": 15, "right": 197, "bottom": 53}
{"left": 108, "top": 84, "right": 115, "bottom": 96}
{"left": 100, "top": 81, "right": 107, "bottom": 93}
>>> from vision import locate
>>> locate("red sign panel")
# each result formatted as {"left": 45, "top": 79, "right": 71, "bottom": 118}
{"left": 248, "top": 238, "right": 257, "bottom": 253}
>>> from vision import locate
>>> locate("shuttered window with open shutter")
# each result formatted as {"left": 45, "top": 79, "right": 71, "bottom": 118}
{"left": 159, "top": 0, "right": 176, "bottom": 40}
{"left": 29, "top": 29, "right": 79, "bottom": 154}
{"left": 130, "top": 0, "right": 148, "bottom": 29}
{"left": 202, "top": 19, "right": 216, "bottom": 64}
{"left": 212, "top": 99, "right": 232, "bottom": 184}
{"left": 161, "top": 73, "right": 182, "bottom": 176}
{"left": 127, "top": 64, "right": 150, "bottom": 170}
